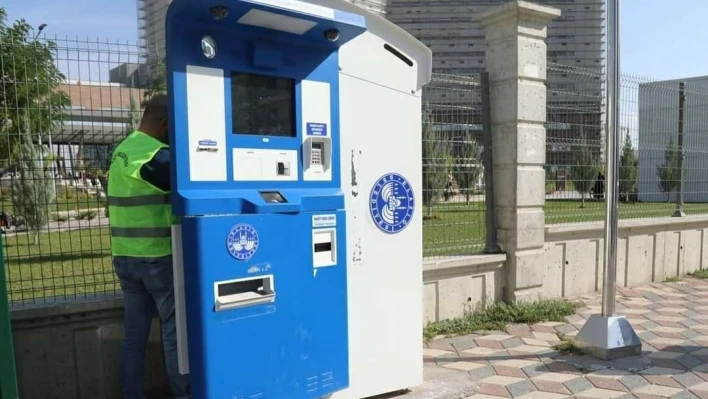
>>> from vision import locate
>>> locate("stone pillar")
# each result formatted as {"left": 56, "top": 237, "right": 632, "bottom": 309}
{"left": 475, "top": 1, "right": 560, "bottom": 302}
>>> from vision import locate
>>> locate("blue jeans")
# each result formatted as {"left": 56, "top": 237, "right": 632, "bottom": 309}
{"left": 114, "top": 255, "right": 190, "bottom": 399}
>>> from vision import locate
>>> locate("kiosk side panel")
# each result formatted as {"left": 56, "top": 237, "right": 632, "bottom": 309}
{"left": 335, "top": 70, "right": 424, "bottom": 399}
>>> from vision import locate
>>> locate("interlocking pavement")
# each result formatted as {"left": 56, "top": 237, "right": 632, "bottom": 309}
{"left": 422, "top": 278, "right": 708, "bottom": 399}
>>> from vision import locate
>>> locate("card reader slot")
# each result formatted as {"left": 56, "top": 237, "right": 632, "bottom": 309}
{"left": 214, "top": 275, "right": 275, "bottom": 311}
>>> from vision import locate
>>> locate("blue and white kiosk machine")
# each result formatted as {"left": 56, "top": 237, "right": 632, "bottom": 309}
{"left": 166, "top": 0, "right": 432, "bottom": 397}
{"left": 166, "top": 0, "right": 364, "bottom": 397}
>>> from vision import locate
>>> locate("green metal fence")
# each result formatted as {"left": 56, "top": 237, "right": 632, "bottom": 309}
{"left": 3, "top": 30, "right": 708, "bottom": 307}
{"left": 544, "top": 63, "right": 708, "bottom": 224}
{"left": 1, "top": 34, "right": 136, "bottom": 307}
{"left": 0, "top": 35, "right": 489, "bottom": 306}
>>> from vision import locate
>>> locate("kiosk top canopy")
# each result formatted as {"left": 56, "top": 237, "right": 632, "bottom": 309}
{"left": 167, "top": 0, "right": 367, "bottom": 48}
{"left": 167, "top": 0, "right": 431, "bottom": 86}
{"left": 305, "top": 0, "right": 432, "bottom": 86}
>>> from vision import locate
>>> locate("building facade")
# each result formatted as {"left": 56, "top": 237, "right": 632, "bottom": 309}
{"left": 386, "top": 0, "right": 605, "bottom": 166}
{"left": 386, "top": 0, "right": 604, "bottom": 75}
{"left": 135, "top": 0, "right": 605, "bottom": 166}
{"left": 137, "top": 0, "right": 603, "bottom": 71}
{"left": 47, "top": 82, "right": 144, "bottom": 176}
{"left": 137, "top": 0, "right": 171, "bottom": 60}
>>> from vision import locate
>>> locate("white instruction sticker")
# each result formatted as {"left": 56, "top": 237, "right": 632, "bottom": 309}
{"left": 312, "top": 214, "right": 337, "bottom": 228}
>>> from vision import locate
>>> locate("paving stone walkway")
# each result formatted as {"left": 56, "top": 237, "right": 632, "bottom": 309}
{"left": 423, "top": 278, "right": 708, "bottom": 399}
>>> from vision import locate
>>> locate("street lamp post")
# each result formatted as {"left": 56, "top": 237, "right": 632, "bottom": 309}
{"left": 31, "top": 23, "right": 57, "bottom": 195}
{"left": 32, "top": 24, "right": 47, "bottom": 41}
{"left": 574, "top": 0, "right": 642, "bottom": 361}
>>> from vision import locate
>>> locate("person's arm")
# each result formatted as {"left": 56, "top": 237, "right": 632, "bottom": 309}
{"left": 139, "top": 147, "right": 171, "bottom": 192}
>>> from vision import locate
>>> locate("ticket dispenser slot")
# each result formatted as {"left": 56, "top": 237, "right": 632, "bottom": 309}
{"left": 214, "top": 276, "right": 275, "bottom": 311}
{"left": 313, "top": 228, "right": 336, "bottom": 268}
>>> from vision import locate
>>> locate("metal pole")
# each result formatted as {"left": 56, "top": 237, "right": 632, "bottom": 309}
{"left": 575, "top": 0, "right": 640, "bottom": 360}
{"left": 481, "top": 72, "right": 499, "bottom": 254}
{"left": 673, "top": 82, "right": 686, "bottom": 217}
{"left": 0, "top": 232, "right": 20, "bottom": 399}
{"left": 48, "top": 133, "right": 56, "bottom": 197}
{"left": 601, "top": 0, "right": 620, "bottom": 317}
{"left": 38, "top": 132, "right": 44, "bottom": 172}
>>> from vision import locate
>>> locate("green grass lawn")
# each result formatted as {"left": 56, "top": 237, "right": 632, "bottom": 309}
{"left": 3, "top": 227, "right": 116, "bottom": 303}
{"left": 0, "top": 186, "right": 105, "bottom": 215}
{"left": 424, "top": 199, "right": 708, "bottom": 257}
{"left": 544, "top": 199, "right": 708, "bottom": 224}
{"left": 54, "top": 196, "right": 105, "bottom": 212}
{"left": 423, "top": 201, "right": 487, "bottom": 257}
{"left": 4, "top": 198, "right": 708, "bottom": 302}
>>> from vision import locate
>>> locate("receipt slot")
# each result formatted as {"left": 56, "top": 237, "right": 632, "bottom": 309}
{"left": 165, "top": 0, "right": 365, "bottom": 398}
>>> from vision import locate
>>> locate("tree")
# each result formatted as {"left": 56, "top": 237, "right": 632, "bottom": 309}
{"left": 142, "top": 60, "right": 166, "bottom": 107}
{"left": 0, "top": 8, "right": 69, "bottom": 169}
{"left": 126, "top": 96, "right": 142, "bottom": 134}
{"left": 442, "top": 153, "right": 455, "bottom": 202}
{"left": 657, "top": 138, "right": 681, "bottom": 202}
{"left": 11, "top": 114, "right": 56, "bottom": 245}
{"left": 570, "top": 136, "right": 601, "bottom": 208}
{"left": 422, "top": 105, "right": 449, "bottom": 217}
{"left": 453, "top": 134, "right": 483, "bottom": 204}
{"left": 619, "top": 131, "right": 638, "bottom": 203}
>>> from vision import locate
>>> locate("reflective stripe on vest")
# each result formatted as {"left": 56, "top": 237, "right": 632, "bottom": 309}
{"left": 107, "top": 131, "right": 173, "bottom": 258}
{"left": 110, "top": 227, "right": 172, "bottom": 238}
{"left": 106, "top": 194, "right": 170, "bottom": 207}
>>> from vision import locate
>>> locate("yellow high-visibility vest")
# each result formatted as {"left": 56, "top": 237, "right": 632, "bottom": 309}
{"left": 107, "top": 131, "right": 174, "bottom": 258}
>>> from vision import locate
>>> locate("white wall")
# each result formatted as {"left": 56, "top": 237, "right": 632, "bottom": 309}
{"left": 423, "top": 216, "right": 708, "bottom": 324}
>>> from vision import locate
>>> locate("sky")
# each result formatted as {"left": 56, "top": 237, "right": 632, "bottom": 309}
{"left": 2, "top": 0, "right": 708, "bottom": 80}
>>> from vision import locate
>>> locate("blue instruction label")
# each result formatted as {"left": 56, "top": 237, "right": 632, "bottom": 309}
{"left": 198, "top": 139, "right": 218, "bottom": 147}
{"left": 306, "top": 122, "right": 328, "bottom": 136}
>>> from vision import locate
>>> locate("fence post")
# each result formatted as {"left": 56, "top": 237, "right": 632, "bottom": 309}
{"left": 475, "top": 1, "right": 560, "bottom": 302}
{"left": 673, "top": 82, "right": 686, "bottom": 217}
{"left": 481, "top": 72, "right": 500, "bottom": 254}
{"left": 0, "top": 233, "right": 19, "bottom": 399}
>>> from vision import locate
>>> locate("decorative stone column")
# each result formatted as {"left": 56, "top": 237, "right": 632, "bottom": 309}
{"left": 475, "top": 1, "right": 560, "bottom": 302}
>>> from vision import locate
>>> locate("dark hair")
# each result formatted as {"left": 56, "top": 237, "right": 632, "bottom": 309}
{"left": 142, "top": 94, "right": 168, "bottom": 124}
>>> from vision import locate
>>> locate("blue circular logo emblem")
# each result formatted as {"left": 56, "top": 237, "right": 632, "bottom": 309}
{"left": 226, "top": 223, "right": 259, "bottom": 261}
{"left": 369, "top": 173, "right": 415, "bottom": 234}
